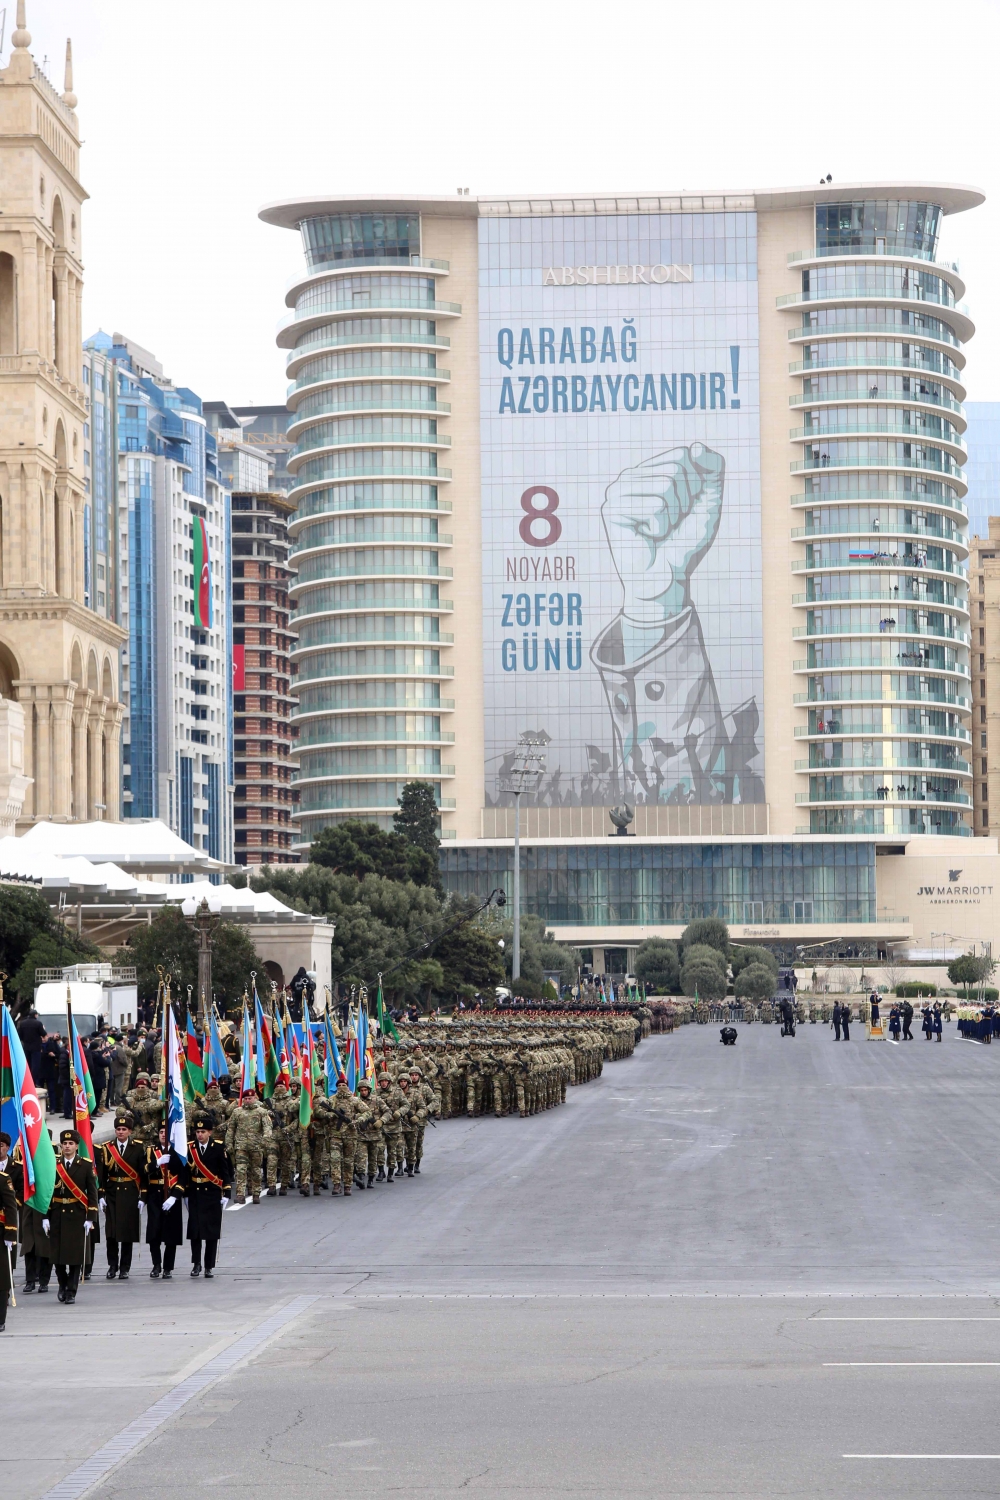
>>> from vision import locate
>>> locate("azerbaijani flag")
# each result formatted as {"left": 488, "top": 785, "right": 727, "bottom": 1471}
{"left": 254, "top": 994, "right": 280, "bottom": 1099}
{"left": 298, "top": 1021, "right": 314, "bottom": 1128}
{"left": 376, "top": 979, "right": 399, "bottom": 1042}
{"left": 286, "top": 1005, "right": 302, "bottom": 1082}
{"left": 162, "top": 1002, "right": 189, "bottom": 1160}
{"left": 183, "top": 1010, "right": 205, "bottom": 1100}
{"left": 67, "top": 997, "right": 96, "bottom": 1162}
{"left": 345, "top": 1013, "right": 358, "bottom": 1093}
{"left": 239, "top": 1004, "right": 256, "bottom": 1097}
{"left": 275, "top": 1008, "right": 291, "bottom": 1088}
{"left": 193, "top": 514, "right": 213, "bottom": 629}
{"left": 204, "top": 1007, "right": 229, "bottom": 1086}
{"left": 1, "top": 1004, "right": 55, "bottom": 1210}
{"left": 323, "top": 1013, "right": 343, "bottom": 1096}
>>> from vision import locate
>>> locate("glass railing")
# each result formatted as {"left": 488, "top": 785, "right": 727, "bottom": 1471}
{"left": 796, "top": 755, "right": 971, "bottom": 773}
{"left": 794, "top": 687, "right": 970, "bottom": 708}
{"left": 790, "top": 389, "right": 964, "bottom": 415}
{"left": 297, "top": 729, "right": 457, "bottom": 745}
{"left": 778, "top": 286, "right": 956, "bottom": 310}
{"left": 295, "top": 661, "right": 456, "bottom": 680}
{"left": 293, "top": 697, "right": 455, "bottom": 714}
{"left": 291, "top": 399, "right": 451, "bottom": 422}
{"left": 789, "top": 354, "right": 963, "bottom": 381}
{"left": 295, "top": 764, "right": 456, "bottom": 783}
{"left": 293, "top": 430, "right": 452, "bottom": 456}
{"left": 792, "top": 554, "right": 967, "bottom": 578}
{"left": 291, "top": 562, "right": 454, "bottom": 581}
{"left": 790, "top": 489, "right": 967, "bottom": 516}
{"left": 297, "top": 631, "right": 455, "bottom": 648}
{"left": 289, "top": 365, "right": 450, "bottom": 396}
{"left": 292, "top": 493, "right": 451, "bottom": 519}
{"left": 293, "top": 256, "right": 450, "bottom": 288}
{"left": 792, "top": 421, "right": 964, "bottom": 447}
{"left": 790, "top": 454, "right": 966, "bottom": 482}
{"left": 294, "top": 596, "right": 454, "bottom": 618}
{"left": 793, "top": 588, "right": 968, "bottom": 610}
{"left": 789, "top": 321, "right": 961, "bottom": 348}
{"left": 282, "top": 298, "right": 461, "bottom": 331}
{"left": 795, "top": 655, "right": 966, "bottom": 674}
{"left": 292, "top": 532, "right": 454, "bottom": 554}
{"left": 794, "top": 722, "right": 971, "bottom": 741}
{"left": 289, "top": 461, "right": 453, "bottom": 490}
{"left": 791, "top": 522, "right": 966, "bottom": 544}
{"left": 796, "top": 787, "right": 970, "bottom": 805}
{"left": 791, "top": 622, "right": 969, "bottom": 643}
{"left": 288, "top": 332, "right": 450, "bottom": 364}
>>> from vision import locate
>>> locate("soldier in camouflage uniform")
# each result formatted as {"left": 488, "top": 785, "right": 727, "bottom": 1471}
{"left": 124, "top": 1073, "right": 164, "bottom": 1145}
{"left": 267, "top": 1081, "right": 299, "bottom": 1195}
{"left": 328, "top": 1078, "right": 367, "bottom": 1197}
{"left": 354, "top": 1078, "right": 382, "bottom": 1189}
{"left": 377, "top": 1072, "right": 407, "bottom": 1181}
{"left": 407, "top": 1067, "right": 437, "bottom": 1173}
{"left": 224, "top": 1091, "right": 273, "bottom": 1204}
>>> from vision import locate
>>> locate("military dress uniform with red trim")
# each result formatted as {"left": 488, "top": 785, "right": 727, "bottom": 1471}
{"left": 144, "top": 1143, "right": 186, "bottom": 1278}
{"left": 186, "top": 1129, "right": 232, "bottom": 1278}
{"left": 48, "top": 1140, "right": 99, "bottom": 1303}
{"left": 96, "top": 1129, "right": 147, "bottom": 1279}
{"left": 0, "top": 1164, "right": 17, "bottom": 1331}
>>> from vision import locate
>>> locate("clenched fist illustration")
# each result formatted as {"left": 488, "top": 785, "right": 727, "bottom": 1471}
{"left": 601, "top": 443, "right": 725, "bottom": 626}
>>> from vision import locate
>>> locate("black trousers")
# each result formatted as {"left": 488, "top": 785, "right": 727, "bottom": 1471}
{"left": 833, "top": 1021, "right": 841, "bottom": 1039}
{"left": 190, "top": 1238, "right": 218, "bottom": 1272}
{"left": 106, "top": 1239, "right": 134, "bottom": 1275}
{"left": 841, "top": 1022, "right": 850, "bottom": 1039}
{"left": 55, "top": 1264, "right": 81, "bottom": 1295}
{"left": 24, "top": 1251, "right": 52, "bottom": 1287}
{"left": 903, "top": 1020, "right": 913, "bottom": 1039}
{"left": 150, "top": 1242, "right": 177, "bottom": 1273}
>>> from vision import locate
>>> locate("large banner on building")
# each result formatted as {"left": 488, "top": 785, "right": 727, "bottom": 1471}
{"left": 479, "top": 212, "right": 764, "bottom": 811}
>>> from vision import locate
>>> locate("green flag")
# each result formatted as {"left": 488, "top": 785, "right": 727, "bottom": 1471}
{"left": 377, "top": 979, "right": 399, "bottom": 1042}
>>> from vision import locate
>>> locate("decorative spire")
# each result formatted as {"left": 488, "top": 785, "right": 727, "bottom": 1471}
{"left": 62, "top": 39, "right": 76, "bottom": 108}
{"left": 11, "top": 1, "right": 30, "bottom": 50}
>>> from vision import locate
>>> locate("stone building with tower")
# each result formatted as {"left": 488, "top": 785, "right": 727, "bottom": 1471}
{"left": 0, "top": 6, "right": 125, "bottom": 830}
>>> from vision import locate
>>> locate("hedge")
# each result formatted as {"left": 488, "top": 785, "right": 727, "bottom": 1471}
{"left": 895, "top": 982, "right": 937, "bottom": 998}
{"left": 956, "top": 987, "right": 999, "bottom": 1003}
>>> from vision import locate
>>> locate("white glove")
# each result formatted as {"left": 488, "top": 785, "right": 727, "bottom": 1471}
{"left": 137, "top": 1200, "right": 145, "bottom": 1215}
{"left": 156, "top": 1153, "right": 170, "bottom": 1166}
{"left": 42, "top": 1217, "right": 50, "bottom": 1234}
{"left": 84, "top": 1221, "right": 92, "bottom": 1235}
{"left": 161, "top": 1196, "right": 176, "bottom": 1212}
{"left": 221, "top": 1196, "right": 230, "bottom": 1209}
{"left": 99, "top": 1197, "right": 107, "bottom": 1213}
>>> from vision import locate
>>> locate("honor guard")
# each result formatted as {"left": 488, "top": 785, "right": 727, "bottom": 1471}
{"left": 186, "top": 1114, "right": 232, "bottom": 1279}
{"left": 96, "top": 1111, "right": 147, "bottom": 1280}
{"left": 45, "top": 1129, "right": 98, "bottom": 1305}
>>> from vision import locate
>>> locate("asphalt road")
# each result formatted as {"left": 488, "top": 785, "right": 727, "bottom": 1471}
{"left": 7, "top": 1021, "right": 1000, "bottom": 1500}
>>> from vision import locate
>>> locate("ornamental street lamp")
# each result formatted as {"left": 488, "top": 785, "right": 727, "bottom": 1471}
{"left": 499, "top": 731, "right": 549, "bottom": 981}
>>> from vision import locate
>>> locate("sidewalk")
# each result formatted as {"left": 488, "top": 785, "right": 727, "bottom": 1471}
{"left": 38, "top": 1103, "right": 120, "bottom": 1146}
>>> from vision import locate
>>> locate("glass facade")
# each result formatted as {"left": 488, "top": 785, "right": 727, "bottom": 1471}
{"left": 286, "top": 217, "right": 456, "bottom": 840}
{"left": 815, "top": 201, "right": 941, "bottom": 260}
{"left": 793, "top": 206, "right": 971, "bottom": 833}
{"left": 440, "top": 842, "right": 876, "bottom": 928}
{"left": 964, "top": 402, "right": 1000, "bottom": 539}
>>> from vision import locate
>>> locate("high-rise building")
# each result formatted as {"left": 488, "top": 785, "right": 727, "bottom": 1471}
{"left": 229, "top": 405, "right": 295, "bottom": 493}
{"left": 964, "top": 402, "right": 1000, "bottom": 541}
{"left": 261, "top": 185, "right": 996, "bottom": 959}
{"left": 0, "top": 15, "right": 126, "bottom": 829}
{"left": 205, "top": 404, "right": 299, "bottom": 864}
{"left": 83, "top": 333, "right": 234, "bottom": 861}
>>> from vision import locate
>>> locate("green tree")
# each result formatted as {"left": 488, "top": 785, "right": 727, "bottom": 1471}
{"left": 681, "top": 957, "right": 727, "bottom": 1001}
{"left": 10, "top": 928, "right": 102, "bottom": 1009}
{"left": 633, "top": 939, "right": 680, "bottom": 995}
{"left": 679, "top": 918, "right": 729, "bottom": 960}
{"left": 947, "top": 953, "right": 989, "bottom": 989}
{"left": 211, "top": 923, "right": 267, "bottom": 1015}
{"left": 493, "top": 913, "right": 580, "bottom": 991}
{"left": 730, "top": 945, "right": 779, "bottom": 982}
{"left": 682, "top": 943, "right": 727, "bottom": 978}
{"left": 0, "top": 887, "right": 99, "bottom": 1010}
{"left": 734, "top": 963, "right": 776, "bottom": 1001}
{"left": 310, "top": 820, "right": 437, "bottom": 888}
{"left": 114, "top": 907, "right": 264, "bottom": 1015}
{"left": 432, "top": 901, "right": 506, "bottom": 994}
{"left": 393, "top": 781, "right": 442, "bottom": 861}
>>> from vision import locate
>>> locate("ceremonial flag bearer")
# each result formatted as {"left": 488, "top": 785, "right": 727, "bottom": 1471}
{"left": 45, "top": 1129, "right": 98, "bottom": 1305}
{"left": 186, "top": 1113, "right": 232, "bottom": 1280}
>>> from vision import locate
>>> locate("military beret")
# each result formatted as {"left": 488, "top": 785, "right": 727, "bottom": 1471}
{"left": 60, "top": 1128, "right": 80, "bottom": 1144}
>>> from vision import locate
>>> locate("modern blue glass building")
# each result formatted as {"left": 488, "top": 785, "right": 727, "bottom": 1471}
{"left": 964, "top": 402, "right": 1000, "bottom": 541}
{"left": 84, "top": 331, "right": 234, "bottom": 863}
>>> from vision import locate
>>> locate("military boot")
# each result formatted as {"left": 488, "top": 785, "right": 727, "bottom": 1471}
{"left": 278, "top": 1186, "right": 288, "bottom": 1197}
{"left": 234, "top": 1192, "right": 246, "bottom": 1205}
{"left": 252, "top": 1192, "right": 261, "bottom": 1204}
{"left": 367, "top": 1174, "right": 375, "bottom": 1188}
{"left": 376, "top": 1166, "right": 386, "bottom": 1182}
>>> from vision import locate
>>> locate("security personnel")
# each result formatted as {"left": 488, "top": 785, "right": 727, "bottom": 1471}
{"left": 145, "top": 1123, "right": 186, "bottom": 1280}
{"left": 96, "top": 1111, "right": 147, "bottom": 1280}
{"left": 45, "top": 1128, "right": 98, "bottom": 1305}
{"left": 186, "top": 1114, "right": 232, "bottom": 1280}
{"left": 0, "top": 1136, "right": 16, "bottom": 1332}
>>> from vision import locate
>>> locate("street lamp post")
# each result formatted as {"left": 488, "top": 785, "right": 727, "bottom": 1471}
{"left": 499, "top": 731, "right": 549, "bottom": 981}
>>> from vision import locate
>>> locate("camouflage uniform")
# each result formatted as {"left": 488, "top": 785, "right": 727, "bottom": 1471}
{"left": 328, "top": 1081, "right": 367, "bottom": 1196}
{"left": 124, "top": 1077, "right": 164, "bottom": 1145}
{"left": 376, "top": 1076, "right": 407, "bottom": 1179}
{"left": 354, "top": 1080, "right": 382, "bottom": 1188}
{"left": 267, "top": 1083, "right": 299, "bottom": 1194}
{"left": 224, "top": 1093, "right": 273, "bottom": 1204}
{"left": 407, "top": 1069, "right": 437, "bottom": 1172}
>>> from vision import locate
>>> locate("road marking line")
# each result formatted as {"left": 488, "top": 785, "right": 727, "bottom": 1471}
{"left": 825, "top": 1362, "right": 1000, "bottom": 1367}
{"left": 814, "top": 1317, "right": 1000, "bottom": 1322}
{"left": 37, "top": 1294, "right": 318, "bottom": 1500}
{"left": 844, "top": 1454, "right": 1000, "bottom": 1459}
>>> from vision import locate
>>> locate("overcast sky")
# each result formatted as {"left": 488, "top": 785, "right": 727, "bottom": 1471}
{"left": 22, "top": 0, "right": 1000, "bottom": 408}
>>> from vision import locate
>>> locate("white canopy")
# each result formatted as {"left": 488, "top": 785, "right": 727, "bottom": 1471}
{"left": 18, "top": 819, "right": 226, "bottom": 874}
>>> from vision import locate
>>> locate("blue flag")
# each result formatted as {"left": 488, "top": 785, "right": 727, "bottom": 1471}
{"left": 163, "top": 1003, "right": 189, "bottom": 1159}
{"left": 239, "top": 1005, "right": 256, "bottom": 1096}
{"left": 324, "top": 1013, "right": 343, "bottom": 1096}
{"left": 204, "top": 1008, "right": 229, "bottom": 1086}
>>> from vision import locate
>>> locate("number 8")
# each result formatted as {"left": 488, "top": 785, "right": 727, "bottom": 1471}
{"left": 519, "top": 486, "right": 562, "bottom": 547}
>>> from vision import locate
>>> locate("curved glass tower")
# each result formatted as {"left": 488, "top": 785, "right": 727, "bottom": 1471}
{"left": 276, "top": 211, "right": 458, "bottom": 842}
{"left": 788, "top": 199, "right": 973, "bottom": 835}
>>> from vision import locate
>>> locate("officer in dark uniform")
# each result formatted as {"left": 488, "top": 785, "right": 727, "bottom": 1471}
{"left": 0, "top": 1136, "right": 16, "bottom": 1332}
{"left": 832, "top": 1002, "right": 842, "bottom": 1041}
{"left": 186, "top": 1113, "right": 232, "bottom": 1280}
{"left": 840, "top": 1004, "right": 851, "bottom": 1041}
{"left": 45, "top": 1129, "right": 98, "bottom": 1305}
{"left": 145, "top": 1123, "right": 186, "bottom": 1279}
{"left": 96, "top": 1111, "right": 147, "bottom": 1280}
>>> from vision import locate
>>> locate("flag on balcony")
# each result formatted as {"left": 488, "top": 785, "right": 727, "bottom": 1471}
{"left": 193, "top": 515, "right": 213, "bottom": 628}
